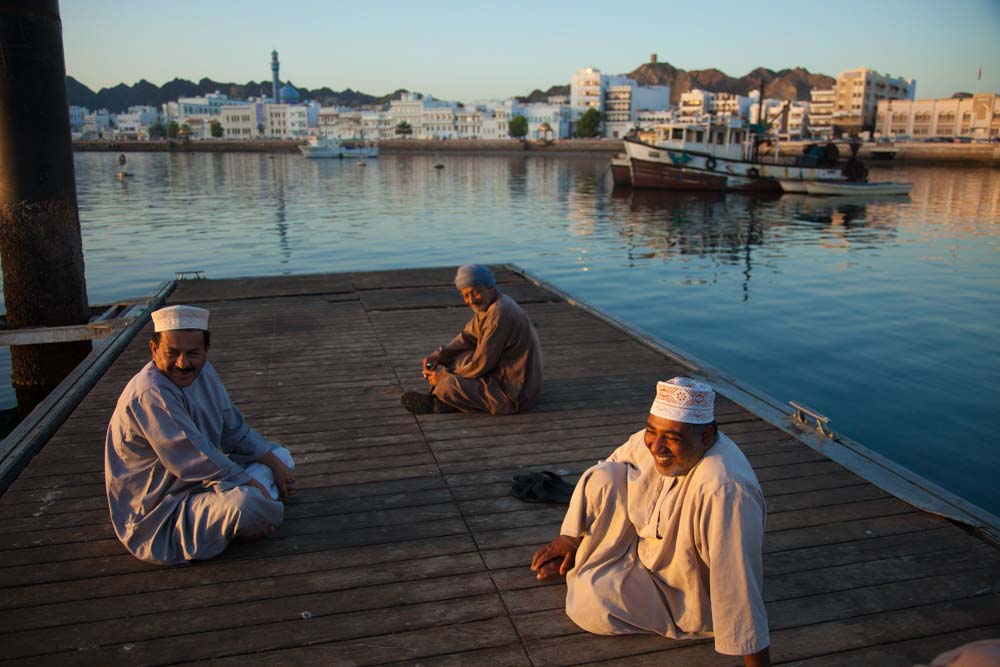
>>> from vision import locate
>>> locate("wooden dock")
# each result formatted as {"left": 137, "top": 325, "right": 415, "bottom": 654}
{"left": 1, "top": 268, "right": 997, "bottom": 666}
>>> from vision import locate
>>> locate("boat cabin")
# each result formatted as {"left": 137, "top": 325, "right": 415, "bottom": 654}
{"left": 645, "top": 116, "right": 764, "bottom": 162}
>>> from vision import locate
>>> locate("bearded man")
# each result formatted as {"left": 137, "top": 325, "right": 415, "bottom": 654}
{"left": 401, "top": 264, "right": 542, "bottom": 415}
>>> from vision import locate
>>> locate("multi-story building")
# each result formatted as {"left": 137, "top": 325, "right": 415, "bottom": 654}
{"left": 113, "top": 105, "right": 160, "bottom": 140}
{"left": 570, "top": 66, "right": 670, "bottom": 138}
{"left": 220, "top": 102, "right": 266, "bottom": 139}
{"left": 68, "top": 106, "right": 88, "bottom": 132}
{"left": 265, "top": 104, "right": 309, "bottom": 138}
{"left": 808, "top": 88, "right": 835, "bottom": 138}
{"left": 748, "top": 100, "right": 810, "bottom": 140}
{"left": 876, "top": 94, "right": 1000, "bottom": 141}
{"left": 81, "top": 109, "right": 111, "bottom": 139}
{"left": 163, "top": 91, "right": 243, "bottom": 122}
{"left": 829, "top": 67, "right": 915, "bottom": 135}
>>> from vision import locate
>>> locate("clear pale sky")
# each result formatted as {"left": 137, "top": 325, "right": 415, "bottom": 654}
{"left": 61, "top": 0, "right": 1000, "bottom": 102}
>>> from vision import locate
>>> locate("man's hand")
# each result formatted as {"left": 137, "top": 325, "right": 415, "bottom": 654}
{"left": 422, "top": 352, "right": 442, "bottom": 371}
{"left": 258, "top": 451, "right": 296, "bottom": 500}
{"left": 530, "top": 535, "right": 580, "bottom": 580}
{"left": 246, "top": 477, "right": 272, "bottom": 499}
{"left": 422, "top": 368, "right": 445, "bottom": 387}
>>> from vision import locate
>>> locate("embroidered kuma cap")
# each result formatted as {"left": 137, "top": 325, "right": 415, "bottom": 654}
{"left": 454, "top": 264, "right": 496, "bottom": 290}
{"left": 650, "top": 377, "right": 715, "bottom": 424}
{"left": 151, "top": 305, "right": 209, "bottom": 332}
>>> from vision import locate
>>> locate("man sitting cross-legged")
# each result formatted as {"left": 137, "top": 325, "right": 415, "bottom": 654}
{"left": 531, "top": 378, "right": 771, "bottom": 666}
{"left": 401, "top": 264, "right": 543, "bottom": 415}
{"left": 105, "top": 305, "right": 296, "bottom": 565}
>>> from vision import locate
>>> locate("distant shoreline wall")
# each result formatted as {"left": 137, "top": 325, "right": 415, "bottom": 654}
{"left": 73, "top": 138, "right": 999, "bottom": 164}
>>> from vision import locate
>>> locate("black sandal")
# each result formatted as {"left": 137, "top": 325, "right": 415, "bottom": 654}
{"left": 511, "top": 471, "right": 575, "bottom": 504}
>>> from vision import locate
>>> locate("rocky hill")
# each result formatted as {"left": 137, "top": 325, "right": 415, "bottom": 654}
{"left": 627, "top": 62, "right": 834, "bottom": 104}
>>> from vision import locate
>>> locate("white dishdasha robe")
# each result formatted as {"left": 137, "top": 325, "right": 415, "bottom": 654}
{"left": 105, "top": 361, "right": 288, "bottom": 565}
{"left": 560, "top": 430, "right": 770, "bottom": 657}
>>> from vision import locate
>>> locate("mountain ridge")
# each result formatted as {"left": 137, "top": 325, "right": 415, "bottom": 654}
{"left": 67, "top": 62, "right": 836, "bottom": 113}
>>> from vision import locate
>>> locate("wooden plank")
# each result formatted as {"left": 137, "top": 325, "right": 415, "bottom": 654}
{"left": 0, "top": 268, "right": 996, "bottom": 667}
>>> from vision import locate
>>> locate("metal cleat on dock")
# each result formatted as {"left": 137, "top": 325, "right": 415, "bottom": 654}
{"left": 789, "top": 400, "right": 834, "bottom": 438}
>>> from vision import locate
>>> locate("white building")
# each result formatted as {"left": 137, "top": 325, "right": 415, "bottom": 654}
{"left": 749, "top": 99, "right": 810, "bottom": 140}
{"left": 112, "top": 105, "right": 160, "bottom": 140}
{"left": 265, "top": 104, "right": 309, "bottom": 138}
{"left": 876, "top": 94, "right": 1000, "bottom": 141}
{"left": 515, "top": 102, "right": 572, "bottom": 140}
{"left": 571, "top": 66, "right": 670, "bottom": 138}
{"left": 220, "top": 102, "right": 266, "bottom": 139}
{"left": 163, "top": 91, "right": 243, "bottom": 122}
{"left": 808, "top": 88, "right": 836, "bottom": 138}
{"left": 81, "top": 109, "right": 111, "bottom": 139}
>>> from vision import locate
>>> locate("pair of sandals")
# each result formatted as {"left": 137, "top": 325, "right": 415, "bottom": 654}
{"left": 511, "top": 471, "right": 575, "bottom": 504}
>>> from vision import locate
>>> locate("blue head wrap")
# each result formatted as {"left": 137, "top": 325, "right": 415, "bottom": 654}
{"left": 454, "top": 264, "right": 496, "bottom": 290}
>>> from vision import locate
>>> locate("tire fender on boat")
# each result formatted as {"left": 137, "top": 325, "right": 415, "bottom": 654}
{"left": 705, "top": 157, "right": 717, "bottom": 171}
{"left": 747, "top": 167, "right": 760, "bottom": 178}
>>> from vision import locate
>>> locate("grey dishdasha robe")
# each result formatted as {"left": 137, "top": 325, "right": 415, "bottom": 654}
{"left": 105, "top": 361, "right": 284, "bottom": 564}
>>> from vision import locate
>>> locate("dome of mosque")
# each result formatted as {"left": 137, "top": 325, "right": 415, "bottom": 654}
{"left": 279, "top": 83, "right": 300, "bottom": 104}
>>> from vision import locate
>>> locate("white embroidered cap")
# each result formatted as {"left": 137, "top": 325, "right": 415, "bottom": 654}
{"left": 151, "top": 305, "right": 209, "bottom": 332}
{"left": 650, "top": 377, "right": 715, "bottom": 424}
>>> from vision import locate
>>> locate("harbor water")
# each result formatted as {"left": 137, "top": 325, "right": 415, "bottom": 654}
{"left": 1, "top": 151, "right": 997, "bottom": 514}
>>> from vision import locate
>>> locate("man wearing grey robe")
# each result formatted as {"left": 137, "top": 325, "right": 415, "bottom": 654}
{"left": 531, "top": 378, "right": 771, "bottom": 666}
{"left": 105, "top": 305, "right": 294, "bottom": 565}
{"left": 401, "top": 264, "right": 543, "bottom": 415}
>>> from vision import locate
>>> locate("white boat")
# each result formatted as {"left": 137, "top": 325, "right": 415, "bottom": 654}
{"left": 299, "top": 135, "right": 379, "bottom": 159}
{"left": 624, "top": 117, "right": 851, "bottom": 192}
{"left": 804, "top": 181, "right": 912, "bottom": 196}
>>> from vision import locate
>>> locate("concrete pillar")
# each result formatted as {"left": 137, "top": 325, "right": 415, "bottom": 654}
{"left": 0, "top": 0, "right": 91, "bottom": 416}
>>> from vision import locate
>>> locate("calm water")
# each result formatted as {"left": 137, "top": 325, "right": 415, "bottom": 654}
{"left": 1, "top": 152, "right": 998, "bottom": 513}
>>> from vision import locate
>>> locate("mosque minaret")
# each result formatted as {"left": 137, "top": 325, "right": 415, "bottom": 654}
{"left": 271, "top": 50, "right": 280, "bottom": 102}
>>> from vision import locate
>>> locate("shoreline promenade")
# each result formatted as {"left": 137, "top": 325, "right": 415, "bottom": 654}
{"left": 72, "top": 138, "right": 1000, "bottom": 164}
{"left": 0, "top": 267, "right": 996, "bottom": 665}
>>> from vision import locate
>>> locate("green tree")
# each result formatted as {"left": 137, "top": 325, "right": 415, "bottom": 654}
{"left": 575, "top": 108, "right": 602, "bottom": 138}
{"left": 166, "top": 121, "right": 179, "bottom": 139}
{"left": 210, "top": 120, "right": 224, "bottom": 138}
{"left": 395, "top": 121, "right": 412, "bottom": 136}
{"left": 148, "top": 120, "right": 166, "bottom": 139}
{"left": 508, "top": 114, "right": 528, "bottom": 139}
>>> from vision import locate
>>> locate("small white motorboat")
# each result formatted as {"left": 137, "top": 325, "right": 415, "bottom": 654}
{"left": 804, "top": 181, "right": 912, "bottom": 196}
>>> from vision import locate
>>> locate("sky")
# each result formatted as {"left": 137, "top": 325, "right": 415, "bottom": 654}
{"left": 61, "top": 0, "right": 1000, "bottom": 102}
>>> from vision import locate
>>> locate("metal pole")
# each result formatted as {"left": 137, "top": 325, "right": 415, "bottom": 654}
{"left": 0, "top": 0, "right": 91, "bottom": 417}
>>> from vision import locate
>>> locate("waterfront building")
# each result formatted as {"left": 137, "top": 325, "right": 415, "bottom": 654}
{"left": 265, "top": 103, "right": 309, "bottom": 138}
{"left": 112, "top": 105, "right": 160, "bottom": 140}
{"left": 876, "top": 93, "right": 1000, "bottom": 141}
{"left": 456, "top": 105, "right": 484, "bottom": 138}
{"left": 570, "top": 66, "right": 670, "bottom": 138}
{"left": 749, "top": 99, "right": 810, "bottom": 140}
{"left": 516, "top": 102, "right": 572, "bottom": 140}
{"left": 387, "top": 92, "right": 459, "bottom": 139}
{"left": 163, "top": 91, "right": 242, "bottom": 123}
{"left": 810, "top": 67, "right": 915, "bottom": 138}
{"left": 68, "top": 105, "right": 87, "bottom": 132}
{"left": 809, "top": 88, "right": 835, "bottom": 138}
{"left": 220, "top": 102, "right": 266, "bottom": 139}
{"left": 80, "top": 109, "right": 111, "bottom": 139}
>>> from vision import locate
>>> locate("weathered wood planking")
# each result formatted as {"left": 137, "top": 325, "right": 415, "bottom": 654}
{"left": 1, "top": 267, "right": 996, "bottom": 666}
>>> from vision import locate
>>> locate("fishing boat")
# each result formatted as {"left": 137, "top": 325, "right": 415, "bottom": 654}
{"left": 804, "top": 181, "right": 913, "bottom": 196}
{"left": 300, "top": 135, "right": 379, "bottom": 159}
{"left": 610, "top": 152, "right": 631, "bottom": 187}
{"left": 623, "top": 116, "right": 851, "bottom": 192}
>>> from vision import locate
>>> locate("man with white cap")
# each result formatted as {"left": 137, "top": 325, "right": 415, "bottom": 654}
{"left": 400, "top": 264, "right": 543, "bottom": 415}
{"left": 531, "top": 378, "right": 771, "bottom": 666}
{"left": 104, "top": 305, "right": 295, "bottom": 565}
